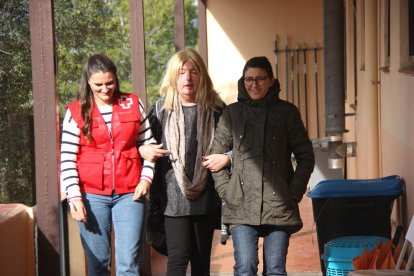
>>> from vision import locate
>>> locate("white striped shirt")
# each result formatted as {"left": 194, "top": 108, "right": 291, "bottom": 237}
{"left": 60, "top": 99, "right": 156, "bottom": 202}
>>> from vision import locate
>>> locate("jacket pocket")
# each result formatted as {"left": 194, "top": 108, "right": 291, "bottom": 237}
{"left": 119, "top": 148, "right": 141, "bottom": 189}
{"left": 78, "top": 152, "right": 105, "bottom": 190}
{"left": 268, "top": 180, "right": 296, "bottom": 218}
{"left": 118, "top": 113, "right": 140, "bottom": 123}
{"left": 234, "top": 123, "right": 256, "bottom": 157}
{"left": 224, "top": 171, "right": 244, "bottom": 211}
{"left": 118, "top": 113, "right": 140, "bottom": 133}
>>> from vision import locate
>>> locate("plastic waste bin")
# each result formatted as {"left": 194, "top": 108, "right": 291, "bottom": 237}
{"left": 307, "top": 175, "right": 403, "bottom": 274}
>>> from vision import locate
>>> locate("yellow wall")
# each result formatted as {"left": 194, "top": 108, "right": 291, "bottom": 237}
{"left": 354, "top": 0, "right": 380, "bottom": 178}
{"left": 377, "top": 0, "right": 414, "bottom": 223}
{"left": 345, "top": 0, "right": 414, "bottom": 225}
{"left": 0, "top": 204, "right": 35, "bottom": 276}
{"left": 206, "top": 0, "right": 324, "bottom": 140}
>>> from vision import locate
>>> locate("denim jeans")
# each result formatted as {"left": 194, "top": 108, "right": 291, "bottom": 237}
{"left": 79, "top": 192, "right": 144, "bottom": 276}
{"left": 231, "top": 225, "right": 291, "bottom": 276}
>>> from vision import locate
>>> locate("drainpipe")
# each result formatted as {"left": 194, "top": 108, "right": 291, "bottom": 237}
{"left": 356, "top": 0, "right": 379, "bottom": 178}
{"left": 323, "top": 0, "right": 356, "bottom": 169}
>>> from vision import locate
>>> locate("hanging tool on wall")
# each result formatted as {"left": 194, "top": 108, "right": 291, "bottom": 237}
{"left": 273, "top": 34, "right": 279, "bottom": 79}
{"left": 313, "top": 41, "right": 320, "bottom": 138}
{"left": 285, "top": 35, "right": 289, "bottom": 102}
{"left": 296, "top": 43, "right": 301, "bottom": 109}
{"left": 302, "top": 42, "right": 309, "bottom": 131}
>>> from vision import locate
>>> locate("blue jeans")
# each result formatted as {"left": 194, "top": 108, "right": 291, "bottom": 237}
{"left": 79, "top": 192, "right": 144, "bottom": 276}
{"left": 231, "top": 225, "right": 291, "bottom": 276}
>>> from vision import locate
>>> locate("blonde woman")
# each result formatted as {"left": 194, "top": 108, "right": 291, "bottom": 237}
{"left": 140, "top": 48, "right": 229, "bottom": 276}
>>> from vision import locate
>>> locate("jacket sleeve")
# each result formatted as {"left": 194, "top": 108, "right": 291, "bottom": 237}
{"left": 210, "top": 108, "right": 233, "bottom": 199}
{"left": 287, "top": 105, "right": 315, "bottom": 202}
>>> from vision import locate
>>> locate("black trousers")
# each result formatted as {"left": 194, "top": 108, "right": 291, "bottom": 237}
{"left": 164, "top": 214, "right": 216, "bottom": 276}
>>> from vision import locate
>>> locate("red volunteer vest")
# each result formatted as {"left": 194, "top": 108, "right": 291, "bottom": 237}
{"left": 68, "top": 92, "right": 142, "bottom": 195}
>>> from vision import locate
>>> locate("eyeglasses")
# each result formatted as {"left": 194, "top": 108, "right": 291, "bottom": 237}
{"left": 243, "top": 76, "right": 268, "bottom": 86}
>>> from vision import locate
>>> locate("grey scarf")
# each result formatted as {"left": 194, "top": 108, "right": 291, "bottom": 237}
{"left": 165, "top": 93, "right": 215, "bottom": 200}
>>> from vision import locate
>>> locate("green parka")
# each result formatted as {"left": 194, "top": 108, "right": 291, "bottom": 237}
{"left": 210, "top": 78, "right": 315, "bottom": 233}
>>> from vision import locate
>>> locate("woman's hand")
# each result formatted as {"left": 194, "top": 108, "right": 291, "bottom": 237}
{"left": 133, "top": 180, "right": 151, "bottom": 201}
{"left": 70, "top": 199, "right": 88, "bottom": 222}
{"left": 139, "top": 143, "right": 170, "bottom": 162}
{"left": 202, "top": 154, "right": 231, "bottom": 172}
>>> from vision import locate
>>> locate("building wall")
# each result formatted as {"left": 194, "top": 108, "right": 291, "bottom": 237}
{"left": 345, "top": 0, "right": 414, "bottom": 226}
{"left": 377, "top": 0, "right": 414, "bottom": 224}
{"left": 206, "top": 0, "right": 324, "bottom": 140}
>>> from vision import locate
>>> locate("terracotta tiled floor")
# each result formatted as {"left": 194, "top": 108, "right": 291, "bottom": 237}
{"left": 150, "top": 186, "right": 323, "bottom": 275}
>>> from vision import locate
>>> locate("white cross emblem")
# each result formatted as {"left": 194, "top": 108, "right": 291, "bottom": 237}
{"left": 119, "top": 96, "right": 133, "bottom": 109}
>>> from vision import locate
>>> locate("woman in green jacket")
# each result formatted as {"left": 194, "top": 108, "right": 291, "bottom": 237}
{"left": 210, "top": 56, "right": 315, "bottom": 276}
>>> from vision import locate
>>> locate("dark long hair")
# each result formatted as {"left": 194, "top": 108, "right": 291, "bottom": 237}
{"left": 77, "top": 54, "right": 120, "bottom": 141}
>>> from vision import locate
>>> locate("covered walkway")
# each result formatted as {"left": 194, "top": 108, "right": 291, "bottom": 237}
{"left": 151, "top": 189, "right": 322, "bottom": 275}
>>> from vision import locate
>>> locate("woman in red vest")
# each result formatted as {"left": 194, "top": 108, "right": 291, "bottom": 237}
{"left": 60, "top": 54, "right": 157, "bottom": 275}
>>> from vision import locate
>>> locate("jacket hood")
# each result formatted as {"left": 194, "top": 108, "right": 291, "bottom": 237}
{"left": 237, "top": 77, "right": 281, "bottom": 105}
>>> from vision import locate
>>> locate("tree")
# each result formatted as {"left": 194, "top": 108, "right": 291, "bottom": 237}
{"left": 0, "top": 0, "right": 33, "bottom": 205}
{"left": 55, "top": 0, "right": 199, "bottom": 110}
{"left": 144, "top": 0, "right": 198, "bottom": 107}
{"left": 54, "top": 0, "right": 133, "bottom": 114}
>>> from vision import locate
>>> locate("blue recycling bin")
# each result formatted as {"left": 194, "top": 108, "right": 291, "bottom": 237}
{"left": 307, "top": 175, "right": 403, "bottom": 274}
